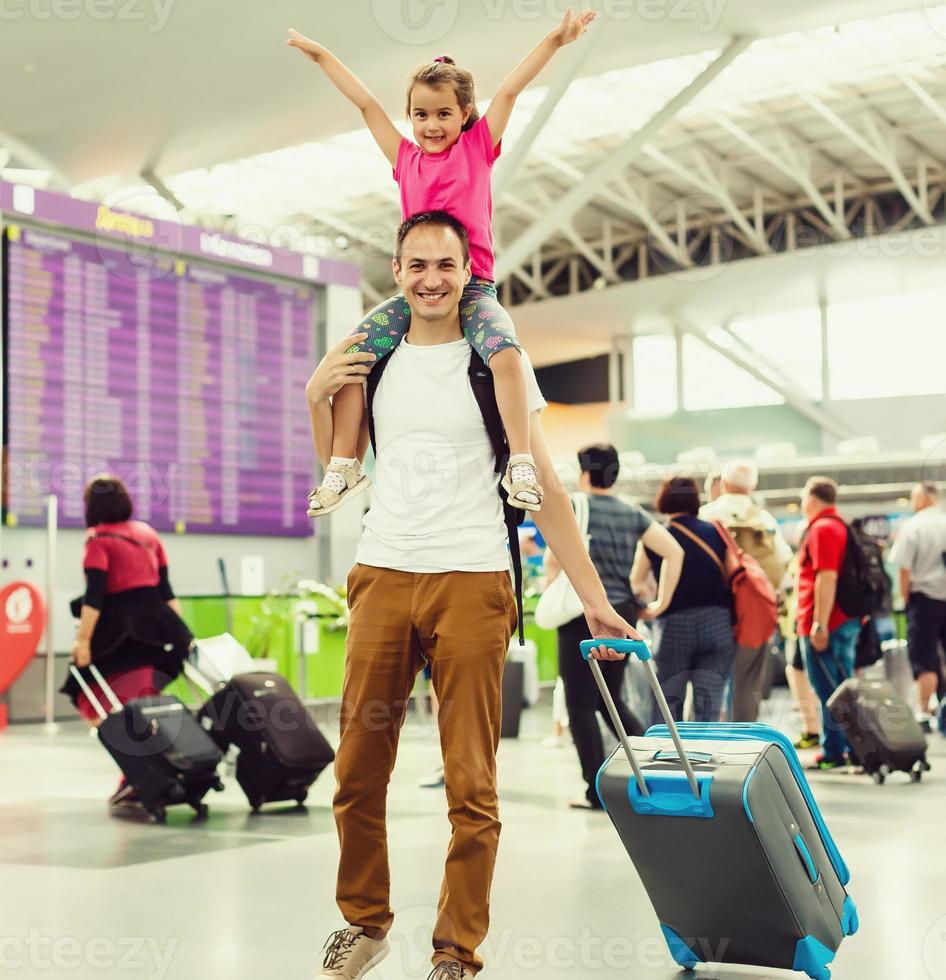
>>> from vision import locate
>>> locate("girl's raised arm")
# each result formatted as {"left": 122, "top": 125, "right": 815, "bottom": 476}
{"left": 288, "top": 28, "right": 403, "bottom": 168}
{"left": 484, "top": 8, "right": 597, "bottom": 149}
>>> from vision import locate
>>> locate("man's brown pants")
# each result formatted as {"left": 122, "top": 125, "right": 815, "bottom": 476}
{"left": 334, "top": 564, "right": 517, "bottom": 975}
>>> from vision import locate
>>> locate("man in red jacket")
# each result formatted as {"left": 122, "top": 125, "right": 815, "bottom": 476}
{"left": 796, "top": 477, "right": 860, "bottom": 770}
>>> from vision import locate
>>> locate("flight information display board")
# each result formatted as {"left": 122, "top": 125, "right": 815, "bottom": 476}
{"left": 4, "top": 226, "right": 317, "bottom": 536}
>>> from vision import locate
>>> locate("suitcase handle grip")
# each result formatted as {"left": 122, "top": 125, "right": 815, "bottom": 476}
{"left": 583, "top": 638, "right": 701, "bottom": 801}
{"left": 653, "top": 749, "right": 714, "bottom": 765}
{"left": 793, "top": 833, "right": 819, "bottom": 884}
{"left": 580, "top": 638, "right": 650, "bottom": 661}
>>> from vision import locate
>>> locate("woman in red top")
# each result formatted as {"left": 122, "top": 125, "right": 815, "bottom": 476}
{"left": 61, "top": 475, "right": 192, "bottom": 807}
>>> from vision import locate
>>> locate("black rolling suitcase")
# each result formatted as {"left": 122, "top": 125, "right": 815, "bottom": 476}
{"left": 827, "top": 677, "right": 930, "bottom": 784}
{"left": 70, "top": 664, "right": 223, "bottom": 823}
{"left": 583, "top": 638, "right": 858, "bottom": 980}
{"left": 198, "top": 672, "right": 334, "bottom": 811}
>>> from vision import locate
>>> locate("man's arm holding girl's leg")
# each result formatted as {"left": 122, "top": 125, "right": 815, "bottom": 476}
{"left": 305, "top": 332, "right": 376, "bottom": 470}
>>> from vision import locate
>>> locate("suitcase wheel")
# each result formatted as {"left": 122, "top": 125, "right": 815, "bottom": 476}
{"left": 872, "top": 763, "right": 891, "bottom": 785}
{"left": 149, "top": 805, "right": 167, "bottom": 825}
{"left": 213, "top": 779, "right": 225, "bottom": 793}
{"left": 193, "top": 802, "right": 210, "bottom": 820}
{"left": 911, "top": 759, "right": 930, "bottom": 782}
{"left": 249, "top": 797, "right": 264, "bottom": 813}
{"left": 295, "top": 792, "right": 308, "bottom": 807}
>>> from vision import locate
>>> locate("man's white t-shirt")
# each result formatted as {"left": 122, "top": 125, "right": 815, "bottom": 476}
{"left": 355, "top": 337, "right": 547, "bottom": 573}
{"left": 889, "top": 506, "right": 946, "bottom": 601}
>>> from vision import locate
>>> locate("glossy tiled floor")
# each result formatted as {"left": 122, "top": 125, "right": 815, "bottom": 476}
{"left": 1, "top": 690, "right": 944, "bottom": 980}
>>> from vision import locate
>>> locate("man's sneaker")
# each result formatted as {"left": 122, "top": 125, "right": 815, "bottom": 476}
{"left": 419, "top": 766, "right": 445, "bottom": 789}
{"left": 916, "top": 712, "right": 933, "bottom": 734}
{"left": 427, "top": 962, "right": 475, "bottom": 979}
{"left": 307, "top": 460, "right": 370, "bottom": 518}
{"left": 807, "top": 754, "right": 847, "bottom": 772}
{"left": 316, "top": 927, "right": 389, "bottom": 979}
{"left": 793, "top": 732, "right": 821, "bottom": 750}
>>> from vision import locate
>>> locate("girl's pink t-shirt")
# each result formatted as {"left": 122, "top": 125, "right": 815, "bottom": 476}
{"left": 394, "top": 117, "right": 501, "bottom": 281}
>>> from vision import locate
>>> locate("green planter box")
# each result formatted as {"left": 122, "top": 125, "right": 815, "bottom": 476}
{"left": 167, "top": 595, "right": 562, "bottom": 703}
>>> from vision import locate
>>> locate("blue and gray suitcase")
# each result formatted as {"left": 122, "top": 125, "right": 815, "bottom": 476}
{"left": 582, "top": 638, "right": 858, "bottom": 980}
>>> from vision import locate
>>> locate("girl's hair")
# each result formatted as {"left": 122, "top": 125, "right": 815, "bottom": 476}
{"left": 655, "top": 476, "right": 701, "bottom": 516}
{"left": 406, "top": 56, "right": 479, "bottom": 132}
{"left": 84, "top": 474, "right": 134, "bottom": 527}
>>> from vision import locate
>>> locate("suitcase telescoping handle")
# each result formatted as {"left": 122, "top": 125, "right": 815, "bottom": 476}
{"left": 67, "top": 663, "right": 124, "bottom": 719}
{"left": 580, "top": 638, "right": 701, "bottom": 800}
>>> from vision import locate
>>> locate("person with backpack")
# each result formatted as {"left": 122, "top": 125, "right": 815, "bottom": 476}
{"left": 701, "top": 460, "right": 792, "bottom": 721}
{"left": 796, "top": 476, "right": 861, "bottom": 771}
{"left": 304, "top": 211, "right": 639, "bottom": 980}
{"left": 632, "top": 477, "right": 737, "bottom": 723}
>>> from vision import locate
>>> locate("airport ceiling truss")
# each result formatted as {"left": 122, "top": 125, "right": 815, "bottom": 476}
{"left": 295, "top": 26, "right": 946, "bottom": 311}
{"left": 8, "top": 12, "right": 946, "bottom": 319}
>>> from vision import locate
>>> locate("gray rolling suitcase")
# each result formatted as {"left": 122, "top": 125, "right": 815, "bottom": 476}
{"left": 827, "top": 677, "right": 930, "bottom": 784}
{"left": 583, "top": 638, "right": 858, "bottom": 980}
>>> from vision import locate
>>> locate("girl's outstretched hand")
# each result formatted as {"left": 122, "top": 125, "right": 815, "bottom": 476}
{"left": 551, "top": 8, "right": 598, "bottom": 47}
{"left": 287, "top": 27, "right": 325, "bottom": 62}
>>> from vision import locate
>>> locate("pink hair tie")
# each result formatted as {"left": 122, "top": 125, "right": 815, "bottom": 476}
{"left": 433, "top": 55, "right": 448, "bottom": 63}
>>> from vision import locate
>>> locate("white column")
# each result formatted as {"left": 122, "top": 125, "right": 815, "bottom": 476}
{"left": 621, "top": 332, "right": 635, "bottom": 412}
{"left": 820, "top": 295, "right": 831, "bottom": 403}
{"left": 674, "top": 327, "right": 685, "bottom": 413}
{"left": 608, "top": 337, "right": 621, "bottom": 405}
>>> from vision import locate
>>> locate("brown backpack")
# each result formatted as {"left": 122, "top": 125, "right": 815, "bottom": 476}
{"left": 726, "top": 510, "right": 789, "bottom": 590}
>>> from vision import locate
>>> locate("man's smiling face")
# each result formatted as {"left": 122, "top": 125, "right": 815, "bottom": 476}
{"left": 393, "top": 223, "right": 471, "bottom": 324}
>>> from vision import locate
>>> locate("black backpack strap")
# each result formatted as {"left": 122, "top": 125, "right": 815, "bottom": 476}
{"left": 800, "top": 513, "right": 846, "bottom": 561}
{"left": 468, "top": 350, "right": 526, "bottom": 645}
{"left": 365, "top": 352, "right": 393, "bottom": 458}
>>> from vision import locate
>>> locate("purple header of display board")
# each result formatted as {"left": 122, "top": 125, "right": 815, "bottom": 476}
{"left": 0, "top": 180, "right": 360, "bottom": 288}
